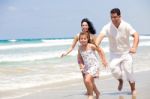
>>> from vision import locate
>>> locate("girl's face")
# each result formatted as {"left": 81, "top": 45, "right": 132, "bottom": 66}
{"left": 79, "top": 35, "right": 88, "bottom": 46}
{"left": 81, "top": 22, "right": 89, "bottom": 32}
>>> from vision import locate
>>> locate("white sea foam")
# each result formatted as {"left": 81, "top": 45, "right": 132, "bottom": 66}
{"left": 9, "top": 39, "right": 17, "bottom": 42}
{"left": 0, "top": 36, "right": 150, "bottom": 50}
{"left": 0, "top": 51, "right": 64, "bottom": 62}
{"left": 0, "top": 72, "right": 81, "bottom": 91}
{"left": 0, "top": 46, "right": 110, "bottom": 62}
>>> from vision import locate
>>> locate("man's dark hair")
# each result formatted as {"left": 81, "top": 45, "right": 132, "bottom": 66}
{"left": 110, "top": 8, "right": 121, "bottom": 16}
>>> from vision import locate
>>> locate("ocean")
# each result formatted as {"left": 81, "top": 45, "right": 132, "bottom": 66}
{"left": 0, "top": 35, "right": 150, "bottom": 99}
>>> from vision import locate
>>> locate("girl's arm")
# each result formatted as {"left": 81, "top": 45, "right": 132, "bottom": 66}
{"left": 78, "top": 50, "right": 84, "bottom": 72}
{"left": 91, "top": 44, "right": 107, "bottom": 67}
{"left": 61, "top": 36, "right": 78, "bottom": 57}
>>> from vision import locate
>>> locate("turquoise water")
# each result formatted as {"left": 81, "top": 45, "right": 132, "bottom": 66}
{"left": 0, "top": 35, "right": 150, "bottom": 94}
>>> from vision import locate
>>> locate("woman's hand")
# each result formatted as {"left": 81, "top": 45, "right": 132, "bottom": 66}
{"left": 60, "top": 52, "right": 67, "bottom": 58}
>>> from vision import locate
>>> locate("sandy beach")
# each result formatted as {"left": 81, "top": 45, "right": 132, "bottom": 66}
{"left": 9, "top": 70, "right": 150, "bottom": 99}
{"left": 0, "top": 37, "right": 150, "bottom": 99}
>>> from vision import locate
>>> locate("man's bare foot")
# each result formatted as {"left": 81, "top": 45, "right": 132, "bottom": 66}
{"left": 132, "top": 90, "right": 136, "bottom": 96}
{"left": 118, "top": 79, "right": 123, "bottom": 91}
{"left": 132, "top": 94, "right": 136, "bottom": 99}
{"left": 119, "top": 95, "right": 124, "bottom": 99}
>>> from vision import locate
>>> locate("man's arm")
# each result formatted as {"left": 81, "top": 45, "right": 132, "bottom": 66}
{"left": 91, "top": 44, "right": 107, "bottom": 67}
{"left": 96, "top": 32, "right": 105, "bottom": 46}
{"left": 130, "top": 32, "right": 139, "bottom": 53}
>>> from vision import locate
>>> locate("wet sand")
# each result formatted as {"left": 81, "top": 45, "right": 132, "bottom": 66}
{"left": 12, "top": 70, "right": 150, "bottom": 99}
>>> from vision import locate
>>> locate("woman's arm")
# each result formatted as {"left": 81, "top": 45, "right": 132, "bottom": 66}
{"left": 61, "top": 36, "right": 78, "bottom": 57}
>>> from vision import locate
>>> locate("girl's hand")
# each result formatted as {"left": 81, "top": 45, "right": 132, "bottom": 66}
{"left": 80, "top": 65, "right": 85, "bottom": 72}
{"left": 80, "top": 68, "right": 84, "bottom": 72}
{"left": 102, "top": 60, "right": 108, "bottom": 67}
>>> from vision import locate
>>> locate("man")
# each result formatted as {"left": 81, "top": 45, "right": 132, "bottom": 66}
{"left": 96, "top": 8, "right": 139, "bottom": 95}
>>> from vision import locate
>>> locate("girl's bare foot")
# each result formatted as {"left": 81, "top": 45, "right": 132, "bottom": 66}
{"left": 95, "top": 91, "right": 100, "bottom": 99}
{"left": 84, "top": 91, "right": 89, "bottom": 95}
{"left": 88, "top": 95, "right": 94, "bottom": 99}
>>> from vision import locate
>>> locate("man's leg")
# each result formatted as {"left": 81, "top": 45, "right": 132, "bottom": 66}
{"left": 110, "top": 57, "right": 123, "bottom": 91}
{"left": 129, "top": 81, "right": 136, "bottom": 95}
{"left": 118, "top": 79, "right": 123, "bottom": 91}
{"left": 123, "top": 54, "right": 136, "bottom": 95}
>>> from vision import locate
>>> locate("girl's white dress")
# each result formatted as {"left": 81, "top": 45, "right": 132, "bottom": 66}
{"left": 79, "top": 48, "right": 99, "bottom": 78}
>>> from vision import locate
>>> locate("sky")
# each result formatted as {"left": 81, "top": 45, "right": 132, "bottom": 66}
{"left": 0, "top": 0, "right": 150, "bottom": 40}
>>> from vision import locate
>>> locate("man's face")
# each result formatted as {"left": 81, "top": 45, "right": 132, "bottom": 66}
{"left": 111, "top": 13, "right": 121, "bottom": 25}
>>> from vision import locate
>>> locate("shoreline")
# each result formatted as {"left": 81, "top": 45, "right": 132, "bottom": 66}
{"left": 2, "top": 70, "right": 150, "bottom": 99}
{"left": 0, "top": 73, "right": 113, "bottom": 99}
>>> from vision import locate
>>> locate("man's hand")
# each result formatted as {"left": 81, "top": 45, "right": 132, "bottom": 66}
{"left": 102, "top": 60, "right": 108, "bottom": 67}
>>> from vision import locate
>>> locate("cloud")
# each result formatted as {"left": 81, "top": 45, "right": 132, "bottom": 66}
{"left": 8, "top": 6, "right": 17, "bottom": 12}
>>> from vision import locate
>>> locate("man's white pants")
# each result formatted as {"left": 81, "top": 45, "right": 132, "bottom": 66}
{"left": 110, "top": 53, "right": 135, "bottom": 83}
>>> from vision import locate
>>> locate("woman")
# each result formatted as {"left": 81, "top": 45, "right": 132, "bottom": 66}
{"left": 61, "top": 18, "right": 96, "bottom": 57}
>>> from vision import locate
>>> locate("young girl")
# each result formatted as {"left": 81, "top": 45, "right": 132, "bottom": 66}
{"left": 78, "top": 32, "right": 107, "bottom": 99}
{"left": 61, "top": 18, "right": 97, "bottom": 95}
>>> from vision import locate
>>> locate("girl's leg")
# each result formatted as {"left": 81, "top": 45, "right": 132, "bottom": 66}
{"left": 93, "top": 79, "right": 100, "bottom": 99}
{"left": 85, "top": 74, "right": 94, "bottom": 99}
{"left": 82, "top": 73, "right": 89, "bottom": 95}
{"left": 84, "top": 75, "right": 99, "bottom": 96}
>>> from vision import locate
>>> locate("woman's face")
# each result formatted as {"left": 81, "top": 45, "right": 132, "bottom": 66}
{"left": 81, "top": 22, "right": 89, "bottom": 32}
